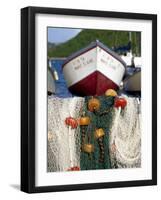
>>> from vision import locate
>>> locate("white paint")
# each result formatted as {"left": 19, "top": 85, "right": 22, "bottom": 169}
{"left": 35, "top": 12, "right": 152, "bottom": 187}
{"left": 97, "top": 47, "right": 125, "bottom": 85}
{"left": 63, "top": 47, "right": 97, "bottom": 86}
{"left": 63, "top": 46, "right": 125, "bottom": 87}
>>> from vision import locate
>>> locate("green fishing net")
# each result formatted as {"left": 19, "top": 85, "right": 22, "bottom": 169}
{"left": 80, "top": 96, "right": 115, "bottom": 170}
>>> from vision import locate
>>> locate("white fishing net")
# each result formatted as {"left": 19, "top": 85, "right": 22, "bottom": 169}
{"left": 48, "top": 96, "right": 85, "bottom": 172}
{"left": 109, "top": 95, "right": 141, "bottom": 168}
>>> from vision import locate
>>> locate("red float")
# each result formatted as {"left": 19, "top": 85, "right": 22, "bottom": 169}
{"left": 65, "top": 117, "right": 78, "bottom": 129}
{"left": 114, "top": 97, "right": 127, "bottom": 109}
{"left": 67, "top": 166, "right": 80, "bottom": 171}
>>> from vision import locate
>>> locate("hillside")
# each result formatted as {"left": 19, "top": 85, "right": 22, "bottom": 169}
{"left": 48, "top": 42, "right": 57, "bottom": 49}
{"left": 48, "top": 29, "right": 141, "bottom": 58}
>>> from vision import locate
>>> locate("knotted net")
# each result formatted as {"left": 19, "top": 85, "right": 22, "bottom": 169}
{"left": 48, "top": 96, "right": 85, "bottom": 172}
{"left": 109, "top": 95, "right": 141, "bottom": 168}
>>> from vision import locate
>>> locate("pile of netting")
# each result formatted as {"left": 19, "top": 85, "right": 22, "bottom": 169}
{"left": 109, "top": 96, "right": 141, "bottom": 168}
{"left": 48, "top": 96, "right": 84, "bottom": 172}
{"left": 47, "top": 94, "right": 141, "bottom": 172}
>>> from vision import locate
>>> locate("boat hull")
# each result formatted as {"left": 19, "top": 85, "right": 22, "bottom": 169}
{"left": 48, "top": 67, "right": 56, "bottom": 95}
{"left": 69, "top": 71, "right": 118, "bottom": 96}
{"left": 63, "top": 42, "right": 126, "bottom": 96}
{"left": 123, "top": 70, "right": 141, "bottom": 92}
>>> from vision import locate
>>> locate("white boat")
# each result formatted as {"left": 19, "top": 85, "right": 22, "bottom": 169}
{"left": 121, "top": 52, "right": 141, "bottom": 68}
{"left": 62, "top": 40, "right": 126, "bottom": 96}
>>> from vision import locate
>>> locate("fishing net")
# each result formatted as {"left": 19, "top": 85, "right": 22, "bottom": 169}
{"left": 48, "top": 95, "right": 141, "bottom": 172}
{"left": 48, "top": 96, "right": 84, "bottom": 172}
{"left": 80, "top": 96, "right": 114, "bottom": 170}
{"left": 109, "top": 95, "right": 141, "bottom": 168}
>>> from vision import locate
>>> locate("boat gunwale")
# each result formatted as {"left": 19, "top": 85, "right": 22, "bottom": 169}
{"left": 62, "top": 41, "right": 127, "bottom": 69}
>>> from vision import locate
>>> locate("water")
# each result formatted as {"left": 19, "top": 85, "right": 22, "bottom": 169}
{"left": 51, "top": 59, "right": 72, "bottom": 98}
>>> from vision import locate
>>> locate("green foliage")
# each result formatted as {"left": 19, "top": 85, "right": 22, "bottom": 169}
{"left": 48, "top": 29, "right": 141, "bottom": 57}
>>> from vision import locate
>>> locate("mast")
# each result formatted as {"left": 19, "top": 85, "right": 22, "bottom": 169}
{"left": 129, "top": 32, "right": 132, "bottom": 54}
{"left": 129, "top": 32, "right": 132, "bottom": 42}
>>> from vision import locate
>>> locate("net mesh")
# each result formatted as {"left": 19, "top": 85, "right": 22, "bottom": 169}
{"left": 109, "top": 95, "right": 141, "bottom": 168}
{"left": 80, "top": 96, "right": 114, "bottom": 170}
{"left": 48, "top": 95, "right": 141, "bottom": 171}
{"left": 48, "top": 96, "right": 84, "bottom": 172}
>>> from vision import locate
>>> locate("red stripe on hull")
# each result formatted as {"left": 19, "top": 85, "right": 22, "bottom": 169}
{"left": 69, "top": 71, "right": 118, "bottom": 96}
